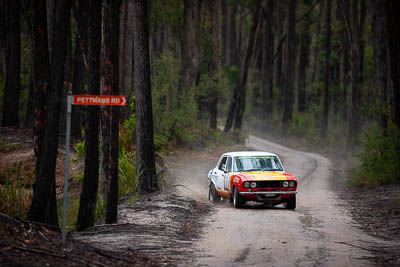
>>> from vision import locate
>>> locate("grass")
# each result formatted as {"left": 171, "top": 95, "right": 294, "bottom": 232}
{"left": 0, "top": 162, "right": 33, "bottom": 217}
{"left": 57, "top": 193, "right": 107, "bottom": 231}
{"left": 0, "top": 139, "right": 27, "bottom": 153}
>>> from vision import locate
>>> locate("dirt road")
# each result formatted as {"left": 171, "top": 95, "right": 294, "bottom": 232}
{"left": 170, "top": 134, "right": 398, "bottom": 266}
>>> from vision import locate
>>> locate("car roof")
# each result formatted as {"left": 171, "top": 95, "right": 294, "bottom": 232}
{"left": 221, "top": 151, "right": 278, "bottom": 157}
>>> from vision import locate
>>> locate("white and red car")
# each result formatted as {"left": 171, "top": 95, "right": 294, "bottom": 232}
{"left": 208, "top": 151, "right": 297, "bottom": 209}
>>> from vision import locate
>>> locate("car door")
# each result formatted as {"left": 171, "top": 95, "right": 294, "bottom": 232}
{"left": 224, "top": 157, "right": 232, "bottom": 191}
{"left": 215, "top": 156, "right": 227, "bottom": 191}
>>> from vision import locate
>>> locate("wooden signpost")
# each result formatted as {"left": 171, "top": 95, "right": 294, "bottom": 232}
{"left": 62, "top": 94, "right": 126, "bottom": 245}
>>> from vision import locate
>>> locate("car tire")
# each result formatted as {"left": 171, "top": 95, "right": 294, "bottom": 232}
{"left": 286, "top": 195, "right": 296, "bottom": 210}
{"left": 208, "top": 184, "right": 219, "bottom": 203}
{"left": 233, "top": 187, "right": 244, "bottom": 208}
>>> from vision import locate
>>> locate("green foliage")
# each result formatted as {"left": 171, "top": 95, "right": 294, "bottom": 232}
{"left": 151, "top": 52, "right": 197, "bottom": 148}
{"left": 121, "top": 112, "right": 136, "bottom": 155}
{"left": 56, "top": 193, "right": 106, "bottom": 230}
{"left": 118, "top": 152, "right": 137, "bottom": 197}
{"left": 349, "top": 123, "right": 400, "bottom": 186}
{"left": 57, "top": 196, "right": 79, "bottom": 231}
{"left": 76, "top": 172, "right": 84, "bottom": 182}
{"left": 95, "top": 194, "right": 105, "bottom": 222}
{"left": 75, "top": 141, "right": 85, "bottom": 159}
{"left": 71, "top": 141, "right": 84, "bottom": 182}
{"left": 196, "top": 72, "right": 218, "bottom": 98}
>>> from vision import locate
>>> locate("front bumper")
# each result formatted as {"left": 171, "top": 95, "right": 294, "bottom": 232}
{"left": 239, "top": 191, "right": 297, "bottom": 195}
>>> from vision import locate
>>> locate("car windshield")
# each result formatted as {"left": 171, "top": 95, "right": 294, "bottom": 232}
{"left": 233, "top": 156, "right": 283, "bottom": 172}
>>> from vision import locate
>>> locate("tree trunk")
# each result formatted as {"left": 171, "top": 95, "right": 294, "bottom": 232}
{"left": 282, "top": 0, "right": 297, "bottom": 132}
{"left": 161, "top": 0, "right": 169, "bottom": 52}
{"left": 339, "top": 0, "right": 350, "bottom": 121}
{"left": 59, "top": 25, "right": 72, "bottom": 133}
{"left": 348, "top": 0, "right": 361, "bottom": 146}
{"left": 28, "top": 0, "right": 72, "bottom": 227}
{"left": 133, "top": 0, "right": 158, "bottom": 193}
{"left": 372, "top": 0, "right": 388, "bottom": 132}
{"left": 251, "top": 29, "right": 263, "bottom": 114}
{"left": 1, "top": 0, "right": 21, "bottom": 128}
{"left": 358, "top": 0, "right": 366, "bottom": 85}
{"left": 221, "top": 0, "right": 228, "bottom": 66}
{"left": 24, "top": 66, "right": 35, "bottom": 129}
{"left": 71, "top": 0, "right": 88, "bottom": 69}
{"left": 181, "top": 0, "right": 198, "bottom": 92}
{"left": 320, "top": 0, "right": 331, "bottom": 138}
{"left": 104, "top": 0, "right": 120, "bottom": 224}
{"left": 101, "top": 0, "right": 113, "bottom": 212}
{"left": 224, "top": 0, "right": 261, "bottom": 132}
{"left": 311, "top": 0, "right": 325, "bottom": 84}
{"left": 384, "top": 1, "right": 400, "bottom": 129}
{"left": 237, "top": 1, "right": 247, "bottom": 72}
{"left": 71, "top": 0, "right": 89, "bottom": 137}
{"left": 28, "top": 1, "right": 49, "bottom": 201}
{"left": 233, "top": 0, "right": 262, "bottom": 130}
{"left": 0, "top": 1, "right": 5, "bottom": 78}
{"left": 71, "top": 37, "right": 85, "bottom": 137}
{"left": 274, "top": 0, "right": 284, "bottom": 100}
{"left": 208, "top": 0, "right": 219, "bottom": 130}
{"left": 297, "top": 0, "right": 312, "bottom": 113}
{"left": 77, "top": 0, "right": 102, "bottom": 231}
{"left": 119, "top": 0, "right": 134, "bottom": 121}
{"left": 261, "top": 0, "right": 275, "bottom": 121}
{"left": 47, "top": 0, "right": 55, "bottom": 65}
{"left": 229, "top": 5, "right": 238, "bottom": 66}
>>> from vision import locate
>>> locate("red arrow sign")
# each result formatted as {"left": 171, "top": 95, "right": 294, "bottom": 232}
{"left": 72, "top": 95, "right": 127, "bottom": 106}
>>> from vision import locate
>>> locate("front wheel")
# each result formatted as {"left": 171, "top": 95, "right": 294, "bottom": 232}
{"left": 285, "top": 195, "right": 296, "bottom": 210}
{"left": 208, "top": 184, "right": 220, "bottom": 203}
{"left": 233, "top": 187, "right": 244, "bottom": 208}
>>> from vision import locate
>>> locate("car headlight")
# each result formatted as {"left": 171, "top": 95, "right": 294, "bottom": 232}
{"left": 282, "top": 181, "right": 289, "bottom": 187}
{"left": 244, "top": 182, "right": 250, "bottom": 188}
{"left": 250, "top": 182, "right": 257, "bottom": 188}
{"left": 289, "top": 181, "right": 296, "bottom": 187}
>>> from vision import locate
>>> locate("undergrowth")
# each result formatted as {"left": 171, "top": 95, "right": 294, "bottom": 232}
{"left": 0, "top": 139, "right": 27, "bottom": 153}
{"left": 249, "top": 111, "right": 348, "bottom": 153}
{"left": 0, "top": 161, "right": 34, "bottom": 217}
{"left": 348, "top": 123, "right": 400, "bottom": 187}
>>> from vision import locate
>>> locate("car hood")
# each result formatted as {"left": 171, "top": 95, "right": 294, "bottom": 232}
{"left": 239, "top": 171, "right": 296, "bottom": 181}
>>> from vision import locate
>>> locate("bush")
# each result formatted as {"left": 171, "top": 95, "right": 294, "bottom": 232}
{"left": 349, "top": 123, "right": 400, "bottom": 186}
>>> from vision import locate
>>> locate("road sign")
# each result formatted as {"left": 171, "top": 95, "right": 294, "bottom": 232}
{"left": 72, "top": 95, "right": 127, "bottom": 106}
{"left": 62, "top": 94, "right": 127, "bottom": 245}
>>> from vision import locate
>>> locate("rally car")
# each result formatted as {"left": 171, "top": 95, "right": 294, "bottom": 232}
{"left": 207, "top": 151, "right": 297, "bottom": 209}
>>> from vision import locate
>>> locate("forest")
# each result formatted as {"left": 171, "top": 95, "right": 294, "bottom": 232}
{"left": 0, "top": 0, "right": 399, "bottom": 232}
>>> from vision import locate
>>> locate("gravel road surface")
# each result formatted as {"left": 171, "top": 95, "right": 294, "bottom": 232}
{"left": 170, "top": 134, "right": 398, "bottom": 266}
